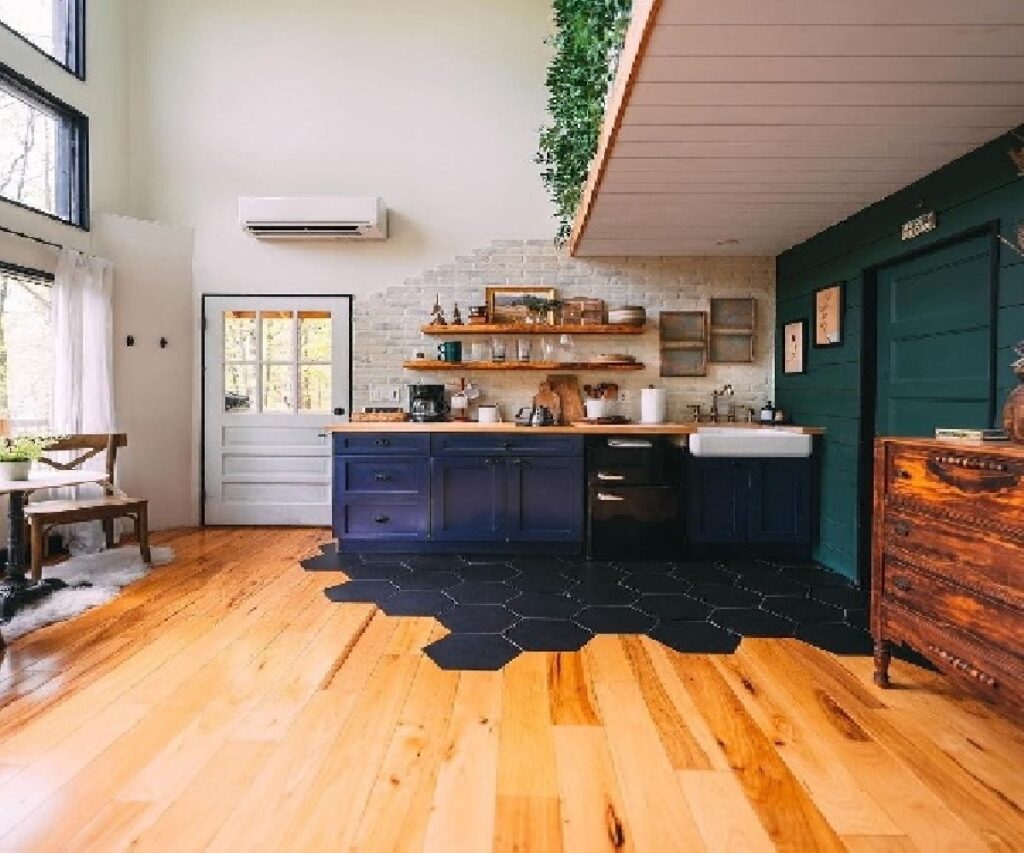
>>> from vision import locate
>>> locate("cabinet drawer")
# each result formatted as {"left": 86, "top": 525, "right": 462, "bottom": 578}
{"left": 883, "top": 557, "right": 1024, "bottom": 656}
{"left": 431, "top": 434, "right": 583, "bottom": 457}
{"left": 336, "top": 457, "right": 428, "bottom": 496}
{"left": 884, "top": 509, "right": 1024, "bottom": 609}
{"left": 333, "top": 433, "right": 429, "bottom": 456}
{"left": 336, "top": 502, "right": 428, "bottom": 539}
{"left": 886, "top": 446, "right": 1024, "bottom": 530}
{"left": 883, "top": 603, "right": 1023, "bottom": 710}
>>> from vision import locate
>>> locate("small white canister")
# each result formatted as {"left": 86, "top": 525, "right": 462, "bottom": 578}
{"left": 640, "top": 386, "right": 667, "bottom": 424}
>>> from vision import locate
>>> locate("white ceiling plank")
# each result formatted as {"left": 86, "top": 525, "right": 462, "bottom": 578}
{"left": 622, "top": 104, "right": 1024, "bottom": 127}
{"left": 647, "top": 24, "right": 1024, "bottom": 58}
{"left": 658, "top": 0, "right": 1024, "bottom": 27}
{"left": 606, "top": 156, "right": 935, "bottom": 175}
{"left": 612, "top": 140, "right": 984, "bottom": 160}
{"left": 614, "top": 124, "right": 1004, "bottom": 144}
{"left": 639, "top": 56, "right": 1024, "bottom": 84}
{"left": 630, "top": 82, "right": 1024, "bottom": 108}
{"left": 575, "top": 239, "right": 789, "bottom": 256}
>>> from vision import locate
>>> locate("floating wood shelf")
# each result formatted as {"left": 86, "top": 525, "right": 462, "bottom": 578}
{"left": 403, "top": 360, "right": 644, "bottom": 372}
{"left": 419, "top": 324, "right": 646, "bottom": 336}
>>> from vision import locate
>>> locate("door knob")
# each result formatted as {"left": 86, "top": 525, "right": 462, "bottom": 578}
{"left": 334, "top": 407, "right": 346, "bottom": 416}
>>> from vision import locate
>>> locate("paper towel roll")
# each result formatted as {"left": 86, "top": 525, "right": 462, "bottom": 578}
{"left": 641, "top": 387, "right": 667, "bottom": 424}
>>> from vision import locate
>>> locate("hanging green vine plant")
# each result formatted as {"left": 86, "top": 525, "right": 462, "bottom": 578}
{"left": 537, "top": 0, "right": 632, "bottom": 245}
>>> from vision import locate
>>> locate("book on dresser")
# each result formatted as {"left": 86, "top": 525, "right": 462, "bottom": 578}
{"left": 871, "top": 438, "right": 1023, "bottom": 716}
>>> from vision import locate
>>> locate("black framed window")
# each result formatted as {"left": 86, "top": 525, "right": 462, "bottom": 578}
{"left": 0, "top": 0, "right": 85, "bottom": 79}
{"left": 0, "top": 62, "right": 89, "bottom": 228}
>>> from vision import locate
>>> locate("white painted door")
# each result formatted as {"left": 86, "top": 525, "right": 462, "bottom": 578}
{"left": 203, "top": 296, "right": 350, "bottom": 525}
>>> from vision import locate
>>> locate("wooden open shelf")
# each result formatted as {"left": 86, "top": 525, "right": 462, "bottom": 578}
{"left": 420, "top": 324, "right": 646, "bottom": 336}
{"left": 403, "top": 360, "right": 644, "bottom": 372}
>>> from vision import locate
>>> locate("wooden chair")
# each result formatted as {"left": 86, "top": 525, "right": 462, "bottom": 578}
{"left": 24, "top": 434, "right": 151, "bottom": 581}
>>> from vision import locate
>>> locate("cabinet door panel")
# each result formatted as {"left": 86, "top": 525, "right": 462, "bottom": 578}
{"left": 748, "top": 459, "right": 811, "bottom": 544}
{"left": 430, "top": 457, "right": 505, "bottom": 541}
{"left": 686, "top": 458, "right": 747, "bottom": 543}
{"left": 507, "top": 457, "right": 584, "bottom": 542}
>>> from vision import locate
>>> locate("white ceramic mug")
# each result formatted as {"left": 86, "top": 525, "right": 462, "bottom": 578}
{"left": 585, "top": 398, "right": 612, "bottom": 420}
{"left": 477, "top": 404, "right": 502, "bottom": 423}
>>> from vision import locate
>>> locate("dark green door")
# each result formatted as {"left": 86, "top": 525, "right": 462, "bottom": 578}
{"left": 876, "top": 234, "right": 993, "bottom": 437}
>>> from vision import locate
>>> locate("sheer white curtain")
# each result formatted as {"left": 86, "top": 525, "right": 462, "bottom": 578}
{"left": 51, "top": 249, "right": 116, "bottom": 552}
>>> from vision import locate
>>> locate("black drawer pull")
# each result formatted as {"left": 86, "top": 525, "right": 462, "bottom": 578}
{"left": 374, "top": 439, "right": 391, "bottom": 447}
{"left": 374, "top": 515, "right": 390, "bottom": 525}
{"left": 511, "top": 458, "right": 528, "bottom": 466}
{"left": 500, "top": 440, "right": 513, "bottom": 450}
{"left": 375, "top": 472, "right": 392, "bottom": 482}
{"left": 892, "top": 522, "right": 910, "bottom": 537}
{"left": 893, "top": 576, "right": 912, "bottom": 592}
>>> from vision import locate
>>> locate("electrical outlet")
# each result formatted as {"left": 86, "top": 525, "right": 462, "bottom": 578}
{"left": 369, "top": 383, "right": 403, "bottom": 404}
{"left": 618, "top": 389, "right": 632, "bottom": 405}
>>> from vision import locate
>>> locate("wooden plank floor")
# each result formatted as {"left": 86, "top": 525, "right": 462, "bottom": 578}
{"left": 0, "top": 528, "right": 1021, "bottom": 851}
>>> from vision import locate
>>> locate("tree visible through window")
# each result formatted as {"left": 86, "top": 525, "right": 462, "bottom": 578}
{"left": 0, "top": 0, "right": 84, "bottom": 77}
{"left": 0, "top": 268, "right": 52, "bottom": 428}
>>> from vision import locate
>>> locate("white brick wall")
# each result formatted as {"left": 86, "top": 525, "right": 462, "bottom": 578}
{"left": 353, "top": 240, "right": 775, "bottom": 422}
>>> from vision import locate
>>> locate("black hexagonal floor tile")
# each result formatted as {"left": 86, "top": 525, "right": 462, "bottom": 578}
{"left": 648, "top": 621, "right": 740, "bottom": 654}
{"left": 562, "top": 565, "right": 626, "bottom": 585}
{"left": 508, "top": 592, "right": 581, "bottom": 620}
{"left": 359, "top": 552, "right": 421, "bottom": 563}
{"left": 571, "top": 581, "right": 639, "bottom": 606}
{"left": 446, "top": 581, "right": 517, "bottom": 605}
{"left": 379, "top": 590, "right": 454, "bottom": 617}
{"left": 509, "top": 556, "right": 573, "bottom": 573}
{"left": 300, "top": 551, "right": 354, "bottom": 572}
{"left": 575, "top": 606, "right": 655, "bottom": 634}
{"left": 623, "top": 573, "right": 690, "bottom": 595}
{"left": 459, "top": 564, "right": 520, "bottom": 583}
{"left": 324, "top": 580, "right": 398, "bottom": 603}
{"left": 405, "top": 555, "right": 466, "bottom": 572}
{"left": 689, "top": 582, "right": 762, "bottom": 609}
{"left": 438, "top": 604, "right": 518, "bottom": 634}
{"left": 719, "top": 557, "right": 772, "bottom": 575}
{"left": 392, "top": 571, "right": 462, "bottom": 592}
{"left": 711, "top": 607, "right": 794, "bottom": 638}
{"left": 763, "top": 596, "right": 844, "bottom": 624}
{"left": 778, "top": 566, "right": 852, "bottom": 588}
{"left": 636, "top": 593, "right": 709, "bottom": 622}
{"left": 808, "top": 584, "right": 869, "bottom": 610}
{"left": 618, "top": 560, "right": 679, "bottom": 574}
{"left": 796, "top": 623, "right": 873, "bottom": 655}
{"left": 672, "top": 562, "right": 739, "bottom": 585}
{"left": 514, "top": 572, "right": 577, "bottom": 593}
{"left": 734, "top": 572, "right": 808, "bottom": 596}
{"left": 506, "top": 619, "right": 592, "bottom": 652}
{"left": 336, "top": 561, "right": 411, "bottom": 581}
{"left": 424, "top": 633, "right": 520, "bottom": 671}
{"left": 845, "top": 608, "right": 869, "bottom": 630}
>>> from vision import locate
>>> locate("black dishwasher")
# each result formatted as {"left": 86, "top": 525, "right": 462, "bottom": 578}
{"left": 585, "top": 436, "right": 683, "bottom": 560}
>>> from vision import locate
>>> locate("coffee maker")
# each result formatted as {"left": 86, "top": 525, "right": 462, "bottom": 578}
{"left": 408, "top": 384, "right": 447, "bottom": 422}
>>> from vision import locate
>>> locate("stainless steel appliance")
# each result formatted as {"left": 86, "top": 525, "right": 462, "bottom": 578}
{"left": 408, "top": 384, "right": 447, "bottom": 422}
{"left": 514, "top": 405, "right": 555, "bottom": 427}
{"left": 586, "top": 436, "right": 682, "bottom": 559}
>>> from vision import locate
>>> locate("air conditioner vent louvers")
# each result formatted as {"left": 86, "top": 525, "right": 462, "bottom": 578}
{"left": 238, "top": 196, "right": 388, "bottom": 241}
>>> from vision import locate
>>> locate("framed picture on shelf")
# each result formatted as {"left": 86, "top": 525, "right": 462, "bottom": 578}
{"left": 813, "top": 283, "right": 844, "bottom": 347}
{"left": 782, "top": 320, "right": 807, "bottom": 375}
{"left": 485, "top": 286, "right": 556, "bottom": 324}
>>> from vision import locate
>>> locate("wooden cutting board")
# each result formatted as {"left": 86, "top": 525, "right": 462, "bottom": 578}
{"left": 546, "top": 374, "right": 585, "bottom": 426}
{"left": 533, "top": 381, "right": 562, "bottom": 425}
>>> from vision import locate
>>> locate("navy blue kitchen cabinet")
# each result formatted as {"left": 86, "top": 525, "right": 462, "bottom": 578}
{"left": 687, "top": 456, "right": 812, "bottom": 550}
{"left": 507, "top": 456, "right": 584, "bottom": 542}
{"left": 430, "top": 456, "right": 506, "bottom": 541}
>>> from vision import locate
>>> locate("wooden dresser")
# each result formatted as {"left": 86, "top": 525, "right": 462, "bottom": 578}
{"left": 872, "top": 438, "right": 1023, "bottom": 714}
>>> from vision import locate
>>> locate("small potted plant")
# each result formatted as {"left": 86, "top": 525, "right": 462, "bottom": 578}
{"left": 0, "top": 435, "right": 60, "bottom": 481}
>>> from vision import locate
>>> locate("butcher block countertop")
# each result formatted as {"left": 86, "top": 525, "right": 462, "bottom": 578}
{"left": 326, "top": 421, "right": 826, "bottom": 436}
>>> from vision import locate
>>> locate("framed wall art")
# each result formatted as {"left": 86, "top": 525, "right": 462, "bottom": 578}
{"left": 782, "top": 319, "right": 807, "bottom": 375}
{"left": 813, "top": 283, "right": 844, "bottom": 347}
{"left": 485, "top": 286, "right": 556, "bottom": 325}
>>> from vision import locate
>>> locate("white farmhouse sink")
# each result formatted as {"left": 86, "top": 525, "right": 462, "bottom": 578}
{"left": 689, "top": 428, "right": 813, "bottom": 458}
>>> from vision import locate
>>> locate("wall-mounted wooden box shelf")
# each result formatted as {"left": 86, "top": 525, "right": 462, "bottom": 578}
{"left": 659, "top": 311, "right": 708, "bottom": 376}
{"left": 403, "top": 360, "right": 645, "bottom": 372}
{"left": 709, "top": 298, "right": 756, "bottom": 363}
{"left": 419, "top": 324, "right": 646, "bottom": 336}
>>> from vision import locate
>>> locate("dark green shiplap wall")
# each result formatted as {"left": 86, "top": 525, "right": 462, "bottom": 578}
{"left": 776, "top": 131, "right": 1024, "bottom": 583}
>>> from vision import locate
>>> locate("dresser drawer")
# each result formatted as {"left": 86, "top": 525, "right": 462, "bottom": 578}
{"left": 884, "top": 509, "right": 1024, "bottom": 609}
{"left": 335, "top": 457, "right": 428, "bottom": 496}
{"left": 882, "top": 557, "right": 1023, "bottom": 656}
{"left": 334, "top": 433, "right": 429, "bottom": 456}
{"left": 883, "top": 603, "right": 1024, "bottom": 710}
{"left": 431, "top": 434, "right": 583, "bottom": 457}
{"left": 886, "top": 445, "right": 1024, "bottom": 529}
{"left": 336, "top": 501, "right": 428, "bottom": 539}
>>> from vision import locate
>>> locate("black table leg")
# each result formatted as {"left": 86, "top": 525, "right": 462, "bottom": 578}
{"left": 1, "top": 492, "right": 64, "bottom": 621}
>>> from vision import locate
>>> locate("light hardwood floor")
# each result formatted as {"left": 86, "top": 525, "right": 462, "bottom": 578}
{"left": 0, "top": 528, "right": 1021, "bottom": 851}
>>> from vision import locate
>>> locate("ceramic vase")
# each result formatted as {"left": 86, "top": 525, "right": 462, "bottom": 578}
{"left": 1004, "top": 368, "right": 1024, "bottom": 443}
{"left": 0, "top": 460, "right": 31, "bottom": 481}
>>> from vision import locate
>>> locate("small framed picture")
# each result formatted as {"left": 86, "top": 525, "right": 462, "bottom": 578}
{"left": 783, "top": 320, "right": 807, "bottom": 375}
{"left": 485, "top": 286, "right": 556, "bottom": 325}
{"left": 813, "top": 283, "right": 844, "bottom": 347}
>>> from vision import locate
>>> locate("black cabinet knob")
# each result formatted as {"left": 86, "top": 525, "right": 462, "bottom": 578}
{"left": 893, "top": 576, "right": 912, "bottom": 592}
{"left": 334, "top": 407, "right": 346, "bottom": 416}
{"left": 374, "top": 515, "right": 390, "bottom": 525}
{"left": 375, "top": 472, "right": 392, "bottom": 482}
{"left": 374, "top": 439, "right": 391, "bottom": 447}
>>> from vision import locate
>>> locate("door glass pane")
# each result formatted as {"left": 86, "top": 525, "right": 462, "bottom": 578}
{"left": 299, "top": 311, "right": 331, "bottom": 363}
{"left": 224, "top": 364, "right": 256, "bottom": 413}
{"left": 299, "top": 365, "right": 331, "bottom": 412}
{"left": 261, "top": 311, "right": 294, "bottom": 362}
{"left": 263, "top": 364, "right": 294, "bottom": 412}
{"left": 223, "top": 311, "right": 257, "bottom": 362}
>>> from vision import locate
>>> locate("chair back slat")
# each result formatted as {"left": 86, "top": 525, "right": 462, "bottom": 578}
{"left": 36, "top": 434, "right": 127, "bottom": 486}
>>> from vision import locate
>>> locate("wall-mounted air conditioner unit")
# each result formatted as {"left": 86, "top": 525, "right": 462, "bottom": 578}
{"left": 238, "top": 196, "right": 388, "bottom": 240}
